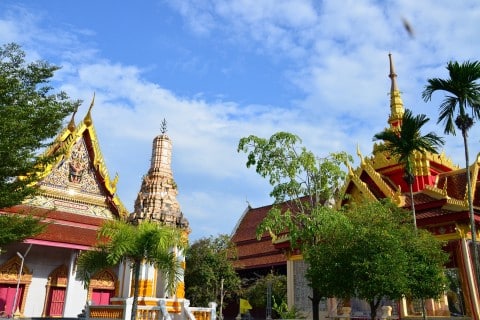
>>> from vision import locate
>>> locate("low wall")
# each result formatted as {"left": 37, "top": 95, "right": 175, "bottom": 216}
{"left": 86, "top": 298, "right": 217, "bottom": 320}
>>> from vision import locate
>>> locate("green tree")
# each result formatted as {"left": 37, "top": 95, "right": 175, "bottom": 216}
{"left": 0, "top": 42, "right": 79, "bottom": 208}
{"left": 373, "top": 108, "right": 444, "bottom": 230}
{"left": 407, "top": 229, "right": 449, "bottom": 320}
{"left": 244, "top": 273, "right": 286, "bottom": 310}
{"left": 238, "top": 132, "right": 352, "bottom": 320}
{"left": 346, "top": 201, "right": 446, "bottom": 320}
{"left": 77, "top": 219, "right": 184, "bottom": 320}
{"left": 185, "top": 234, "right": 241, "bottom": 316}
{"left": 0, "top": 213, "right": 45, "bottom": 253}
{"left": 303, "top": 200, "right": 447, "bottom": 320}
{"left": 422, "top": 60, "right": 480, "bottom": 283}
{"left": 238, "top": 132, "right": 350, "bottom": 205}
{"left": 239, "top": 132, "right": 447, "bottom": 320}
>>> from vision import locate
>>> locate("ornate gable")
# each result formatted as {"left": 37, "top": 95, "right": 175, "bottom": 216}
{"left": 23, "top": 95, "right": 127, "bottom": 219}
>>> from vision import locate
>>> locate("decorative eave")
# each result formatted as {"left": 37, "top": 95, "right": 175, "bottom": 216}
{"left": 362, "top": 155, "right": 396, "bottom": 199}
{"left": 469, "top": 153, "right": 480, "bottom": 200}
{"left": 338, "top": 161, "right": 379, "bottom": 207}
{"left": 340, "top": 146, "right": 405, "bottom": 206}
{"left": 370, "top": 145, "right": 456, "bottom": 176}
{"left": 422, "top": 184, "right": 467, "bottom": 211}
{"left": 38, "top": 95, "right": 119, "bottom": 196}
{"left": 30, "top": 95, "right": 129, "bottom": 218}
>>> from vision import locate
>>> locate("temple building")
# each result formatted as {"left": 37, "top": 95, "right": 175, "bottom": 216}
{"left": 232, "top": 54, "right": 480, "bottom": 320}
{"left": 0, "top": 96, "right": 127, "bottom": 318}
{"left": 0, "top": 99, "right": 200, "bottom": 319}
{"left": 338, "top": 54, "right": 480, "bottom": 318}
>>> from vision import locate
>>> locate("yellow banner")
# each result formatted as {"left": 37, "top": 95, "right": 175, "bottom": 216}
{"left": 240, "top": 298, "right": 252, "bottom": 314}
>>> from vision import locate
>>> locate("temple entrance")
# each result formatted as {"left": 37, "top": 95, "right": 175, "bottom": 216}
{"left": 0, "top": 255, "right": 32, "bottom": 317}
{"left": 43, "top": 265, "right": 68, "bottom": 317}
{"left": 0, "top": 283, "right": 24, "bottom": 317}
{"left": 91, "top": 288, "right": 114, "bottom": 305}
{"left": 88, "top": 269, "right": 116, "bottom": 305}
{"left": 46, "top": 287, "right": 66, "bottom": 316}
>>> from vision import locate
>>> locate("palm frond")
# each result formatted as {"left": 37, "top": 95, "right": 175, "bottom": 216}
{"left": 77, "top": 247, "right": 114, "bottom": 288}
{"left": 423, "top": 60, "right": 480, "bottom": 135}
{"left": 373, "top": 109, "right": 444, "bottom": 177}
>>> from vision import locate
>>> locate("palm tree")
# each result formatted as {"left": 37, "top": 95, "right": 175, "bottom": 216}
{"left": 373, "top": 108, "right": 444, "bottom": 230}
{"left": 422, "top": 60, "right": 480, "bottom": 285}
{"left": 77, "top": 219, "right": 185, "bottom": 320}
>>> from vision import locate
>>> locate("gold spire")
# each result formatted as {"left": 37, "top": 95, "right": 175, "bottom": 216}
{"left": 67, "top": 105, "right": 78, "bottom": 132}
{"left": 84, "top": 92, "right": 95, "bottom": 127}
{"left": 388, "top": 53, "right": 405, "bottom": 129}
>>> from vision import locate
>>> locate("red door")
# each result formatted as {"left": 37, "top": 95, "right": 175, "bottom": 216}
{"left": 0, "top": 284, "right": 24, "bottom": 317}
{"left": 47, "top": 287, "right": 65, "bottom": 317}
{"left": 91, "top": 289, "right": 114, "bottom": 305}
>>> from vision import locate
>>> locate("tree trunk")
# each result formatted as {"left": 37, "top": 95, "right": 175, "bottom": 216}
{"left": 421, "top": 298, "right": 427, "bottom": 320}
{"left": 310, "top": 288, "right": 321, "bottom": 320}
{"left": 131, "top": 259, "right": 141, "bottom": 320}
{"left": 463, "top": 131, "right": 480, "bottom": 288}
{"left": 409, "top": 182, "right": 417, "bottom": 231}
{"left": 369, "top": 299, "right": 380, "bottom": 320}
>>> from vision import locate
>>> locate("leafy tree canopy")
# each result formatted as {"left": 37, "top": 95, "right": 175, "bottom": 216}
{"left": 303, "top": 200, "right": 448, "bottom": 320}
{"left": 0, "top": 213, "right": 45, "bottom": 253}
{"left": 243, "top": 272, "right": 287, "bottom": 310}
{"left": 0, "top": 42, "right": 79, "bottom": 208}
{"left": 238, "top": 132, "right": 352, "bottom": 205}
{"left": 185, "top": 234, "right": 241, "bottom": 308}
{"left": 239, "top": 132, "right": 448, "bottom": 320}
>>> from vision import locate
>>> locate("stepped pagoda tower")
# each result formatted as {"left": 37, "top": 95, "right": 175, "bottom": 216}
{"left": 115, "top": 119, "right": 190, "bottom": 311}
{"left": 339, "top": 53, "right": 480, "bottom": 318}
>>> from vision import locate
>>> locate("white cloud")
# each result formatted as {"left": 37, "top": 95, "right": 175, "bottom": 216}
{"left": 2, "top": 0, "right": 480, "bottom": 240}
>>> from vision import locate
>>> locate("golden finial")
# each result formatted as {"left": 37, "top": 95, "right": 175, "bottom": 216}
{"left": 112, "top": 173, "right": 119, "bottom": 189}
{"left": 67, "top": 104, "right": 79, "bottom": 132}
{"left": 84, "top": 92, "right": 95, "bottom": 127}
{"left": 387, "top": 53, "right": 404, "bottom": 129}
{"left": 356, "top": 144, "right": 365, "bottom": 165}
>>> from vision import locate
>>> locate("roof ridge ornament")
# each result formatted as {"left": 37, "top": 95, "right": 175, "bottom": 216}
{"left": 84, "top": 92, "right": 95, "bottom": 127}
{"left": 161, "top": 118, "right": 168, "bottom": 134}
{"left": 67, "top": 104, "right": 78, "bottom": 132}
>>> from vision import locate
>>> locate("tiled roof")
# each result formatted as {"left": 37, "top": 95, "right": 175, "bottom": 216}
{"left": 437, "top": 171, "right": 467, "bottom": 200}
{"left": 4, "top": 205, "right": 107, "bottom": 226}
{"left": 231, "top": 203, "right": 287, "bottom": 270}
{"left": 34, "top": 222, "right": 99, "bottom": 247}
{"left": 2, "top": 204, "right": 106, "bottom": 248}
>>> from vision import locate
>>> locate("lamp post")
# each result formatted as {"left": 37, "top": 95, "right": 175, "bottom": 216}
{"left": 11, "top": 244, "right": 32, "bottom": 317}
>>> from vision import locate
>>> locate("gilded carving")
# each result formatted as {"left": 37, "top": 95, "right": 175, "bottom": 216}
{"left": 41, "top": 137, "right": 102, "bottom": 195}
{"left": 0, "top": 255, "right": 32, "bottom": 283}
{"left": 90, "top": 270, "right": 116, "bottom": 289}
{"left": 48, "top": 265, "right": 68, "bottom": 287}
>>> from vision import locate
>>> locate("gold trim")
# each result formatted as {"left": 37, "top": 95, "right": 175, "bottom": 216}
{"left": 42, "top": 265, "right": 68, "bottom": 317}
{"left": 0, "top": 255, "right": 33, "bottom": 317}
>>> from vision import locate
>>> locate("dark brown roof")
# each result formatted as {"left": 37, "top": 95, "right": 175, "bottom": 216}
{"left": 2, "top": 204, "right": 106, "bottom": 248}
{"left": 231, "top": 204, "right": 287, "bottom": 270}
{"left": 437, "top": 171, "right": 467, "bottom": 201}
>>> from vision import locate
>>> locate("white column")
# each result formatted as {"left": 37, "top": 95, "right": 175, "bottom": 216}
{"left": 63, "top": 250, "right": 88, "bottom": 317}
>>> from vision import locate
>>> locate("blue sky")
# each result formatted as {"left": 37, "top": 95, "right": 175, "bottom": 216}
{"left": 1, "top": 1, "right": 480, "bottom": 241}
